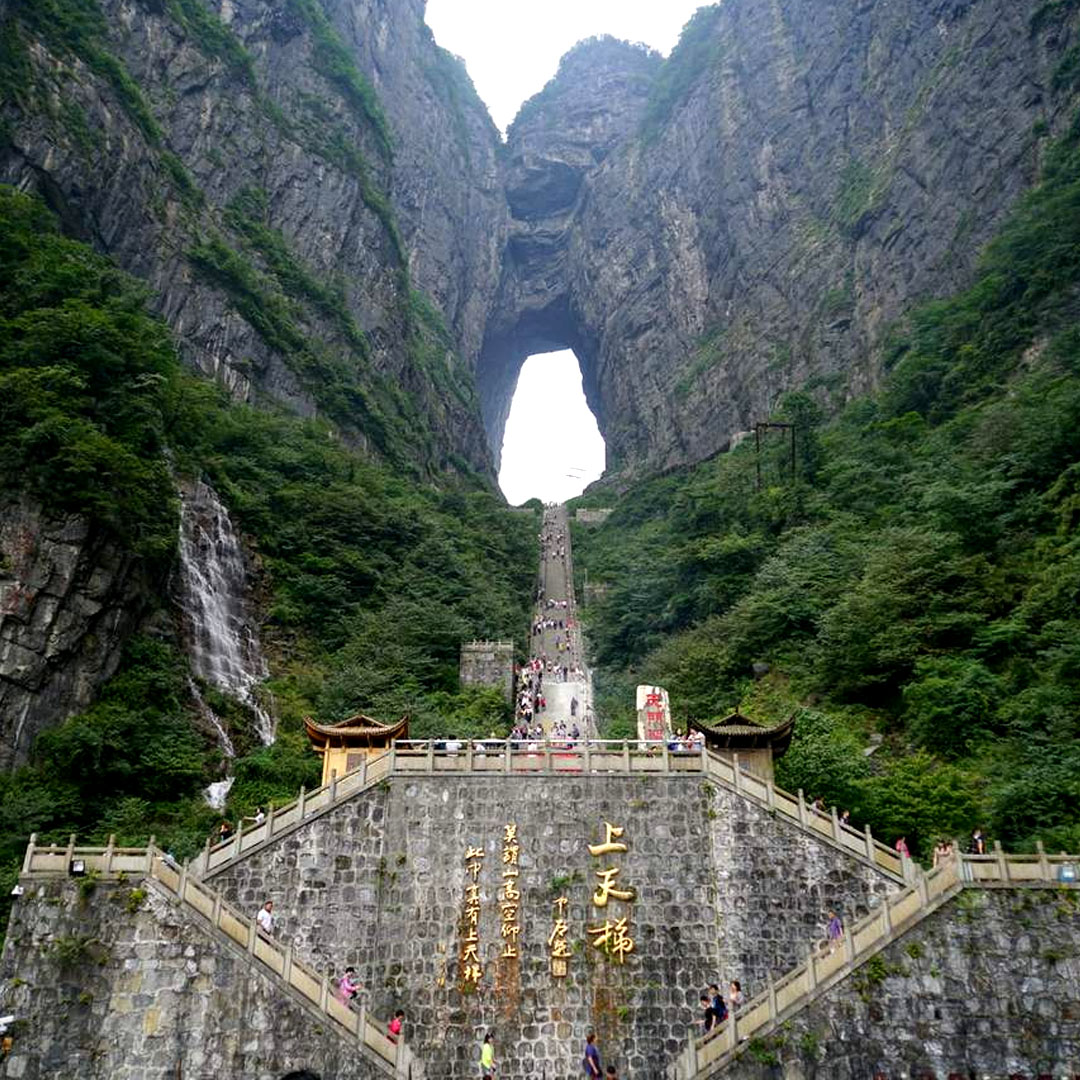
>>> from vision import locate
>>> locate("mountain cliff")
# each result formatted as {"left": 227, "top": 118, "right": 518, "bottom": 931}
{"left": 493, "top": 0, "right": 1080, "bottom": 476}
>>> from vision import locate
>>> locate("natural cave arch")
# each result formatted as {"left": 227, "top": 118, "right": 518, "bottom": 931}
{"left": 476, "top": 294, "right": 603, "bottom": 472}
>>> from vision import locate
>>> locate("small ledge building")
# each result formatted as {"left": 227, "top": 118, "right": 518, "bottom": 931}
{"left": 689, "top": 709, "right": 795, "bottom": 783}
{"left": 304, "top": 712, "right": 408, "bottom": 786}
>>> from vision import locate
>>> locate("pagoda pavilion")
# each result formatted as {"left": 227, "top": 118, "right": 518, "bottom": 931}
{"left": 689, "top": 709, "right": 795, "bottom": 783}
{"left": 304, "top": 712, "right": 408, "bottom": 786}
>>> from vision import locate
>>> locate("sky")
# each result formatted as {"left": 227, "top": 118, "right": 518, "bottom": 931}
{"left": 424, "top": 1, "right": 705, "bottom": 503}
{"left": 497, "top": 351, "right": 606, "bottom": 506}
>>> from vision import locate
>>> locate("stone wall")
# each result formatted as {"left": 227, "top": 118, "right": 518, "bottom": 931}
{"left": 0, "top": 878, "right": 390, "bottom": 1080}
{"left": 459, "top": 641, "right": 515, "bottom": 703}
{"left": 721, "top": 887, "right": 1080, "bottom": 1079}
{"left": 209, "top": 773, "right": 899, "bottom": 1079}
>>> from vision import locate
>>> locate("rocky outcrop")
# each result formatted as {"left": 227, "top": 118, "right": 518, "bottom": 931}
{"left": 0, "top": 0, "right": 504, "bottom": 474}
{"left": 489, "top": 0, "right": 1080, "bottom": 476}
{"left": 0, "top": 497, "right": 154, "bottom": 768}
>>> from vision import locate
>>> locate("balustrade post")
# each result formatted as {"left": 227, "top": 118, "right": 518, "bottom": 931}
{"left": 864, "top": 824, "right": 874, "bottom": 863}
{"left": 232, "top": 818, "right": 243, "bottom": 861}
{"left": 248, "top": 917, "right": 258, "bottom": 955}
{"left": 319, "top": 972, "right": 330, "bottom": 1011}
{"left": 583, "top": 740, "right": 591, "bottom": 774}
{"left": 843, "top": 924, "right": 856, "bottom": 963}
{"left": 357, "top": 1002, "right": 367, "bottom": 1045}
{"left": 466, "top": 741, "right": 474, "bottom": 772}
{"left": 994, "top": 839, "right": 1008, "bottom": 881}
{"left": 297, "top": 786, "right": 307, "bottom": 822}
{"left": 767, "top": 976, "right": 778, "bottom": 1021}
{"left": 281, "top": 943, "right": 293, "bottom": 983}
{"left": 103, "top": 834, "right": 116, "bottom": 876}
{"left": 765, "top": 781, "right": 775, "bottom": 811}
{"left": 622, "top": 740, "right": 630, "bottom": 773}
{"left": 177, "top": 864, "right": 188, "bottom": 905}
{"left": 201, "top": 835, "right": 212, "bottom": 873}
{"left": 65, "top": 834, "right": 76, "bottom": 870}
{"left": 22, "top": 833, "right": 37, "bottom": 875}
{"left": 212, "top": 892, "right": 222, "bottom": 927}
{"left": 916, "top": 871, "right": 930, "bottom": 906}
{"left": 881, "top": 897, "right": 892, "bottom": 936}
{"left": 329, "top": 769, "right": 338, "bottom": 803}
{"left": 427, "top": 742, "right": 435, "bottom": 774}
{"left": 797, "top": 790, "right": 808, "bottom": 828}
{"left": 359, "top": 753, "right": 368, "bottom": 786}
{"left": 504, "top": 741, "right": 512, "bottom": 774}
{"left": 389, "top": 742, "right": 397, "bottom": 773}
{"left": 1036, "top": 840, "right": 1050, "bottom": 881}
{"left": 830, "top": 807, "right": 841, "bottom": 843}
{"left": 146, "top": 840, "right": 156, "bottom": 876}
{"left": 662, "top": 743, "right": 670, "bottom": 773}
{"left": 732, "top": 753, "right": 741, "bottom": 791}
{"left": 805, "top": 947, "right": 817, "bottom": 991}
{"left": 729, "top": 1005, "right": 737, "bottom": 1047}
{"left": 266, "top": 801, "right": 276, "bottom": 839}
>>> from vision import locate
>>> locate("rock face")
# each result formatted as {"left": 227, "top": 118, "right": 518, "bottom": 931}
{"left": 489, "top": 0, "right": 1080, "bottom": 476}
{"left": 209, "top": 772, "right": 899, "bottom": 1079}
{"left": 0, "top": 0, "right": 504, "bottom": 473}
{"left": 0, "top": 497, "right": 154, "bottom": 768}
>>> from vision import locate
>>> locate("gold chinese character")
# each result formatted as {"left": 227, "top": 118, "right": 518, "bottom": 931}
{"left": 588, "top": 917, "right": 634, "bottom": 963}
{"left": 501, "top": 943, "right": 518, "bottom": 958}
{"left": 465, "top": 926, "right": 478, "bottom": 942}
{"left": 553, "top": 896, "right": 569, "bottom": 915}
{"left": 504, "top": 823, "right": 517, "bottom": 844}
{"left": 462, "top": 942, "right": 480, "bottom": 963}
{"left": 462, "top": 962, "right": 482, "bottom": 982}
{"left": 551, "top": 956, "right": 568, "bottom": 977}
{"left": 503, "top": 878, "right": 520, "bottom": 902}
{"left": 592, "top": 867, "right": 634, "bottom": 907}
{"left": 501, "top": 922, "right": 521, "bottom": 940}
{"left": 547, "top": 918, "right": 568, "bottom": 946}
{"left": 468, "top": 860, "right": 483, "bottom": 880}
{"left": 465, "top": 845, "right": 484, "bottom": 860}
{"left": 588, "top": 822, "right": 628, "bottom": 856}
{"left": 502, "top": 845, "right": 519, "bottom": 865}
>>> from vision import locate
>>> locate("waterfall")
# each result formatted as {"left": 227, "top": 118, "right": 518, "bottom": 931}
{"left": 177, "top": 480, "right": 276, "bottom": 752}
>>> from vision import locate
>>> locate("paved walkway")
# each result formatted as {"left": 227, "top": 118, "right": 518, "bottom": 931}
{"left": 524, "top": 505, "right": 593, "bottom": 736}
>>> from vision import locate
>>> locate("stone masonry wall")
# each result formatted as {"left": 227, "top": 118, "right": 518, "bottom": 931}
{"left": 721, "top": 887, "right": 1080, "bottom": 1079}
{"left": 209, "top": 773, "right": 899, "bottom": 1079}
{"left": 0, "top": 878, "right": 390, "bottom": 1080}
{"left": 459, "top": 642, "right": 515, "bottom": 703}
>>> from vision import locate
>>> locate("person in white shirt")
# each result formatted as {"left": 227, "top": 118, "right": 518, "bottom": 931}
{"left": 256, "top": 900, "right": 274, "bottom": 935}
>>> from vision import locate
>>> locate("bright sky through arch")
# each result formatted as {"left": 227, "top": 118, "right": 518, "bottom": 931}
{"left": 424, "top": 0, "right": 707, "bottom": 132}
{"left": 498, "top": 352, "right": 605, "bottom": 506}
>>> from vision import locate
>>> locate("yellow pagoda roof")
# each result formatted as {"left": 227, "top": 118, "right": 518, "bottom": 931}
{"left": 690, "top": 710, "right": 795, "bottom": 754}
{"left": 304, "top": 713, "right": 409, "bottom": 747}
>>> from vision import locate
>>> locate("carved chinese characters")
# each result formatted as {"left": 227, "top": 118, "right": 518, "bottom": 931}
{"left": 549, "top": 895, "right": 571, "bottom": 977}
{"left": 500, "top": 823, "right": 522, "bottom": 958}
{"left": 587, "top": 821, "right": 636, "bottom": 962}
{"left": 460, "top": 843, "right": 484, "bottom": 987}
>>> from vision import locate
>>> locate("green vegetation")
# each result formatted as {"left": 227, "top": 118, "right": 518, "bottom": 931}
{"left": 286, "top": 0, "right": 393, "bottom": 160}
{"left": 164, "top": 0, "right": 255, "bottom": 83}
{"left": 0, "top": 186, "right": 536, "bottom": 928}
{"left": 640, "top": 6, "right": 723, "bottom": 142}
{"left": 574, "top": 114, "right": 1080, "bottom": 860}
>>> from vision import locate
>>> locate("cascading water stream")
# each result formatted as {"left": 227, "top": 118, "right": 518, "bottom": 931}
{"left": 176, "top": 480, "right": 275, "bottom": 806}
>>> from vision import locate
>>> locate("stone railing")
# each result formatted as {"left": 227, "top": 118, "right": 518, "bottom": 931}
{"left": 670, "top": 849, "right": 1080, "bottom": 1080}
{"left": 21, "top": 838, "right": 417, "bottom": 1078}
{"left": 191, "top": 747, "right": 395, "bottom": 877}
{"left": 188, "top": 740, "right": 909, "bottom": 881}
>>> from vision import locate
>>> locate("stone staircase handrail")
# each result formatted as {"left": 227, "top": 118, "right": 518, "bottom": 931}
{"left": 671, "top": 847, "right": 1079, "bottom": 1080}
{"left": 20, "top": 838, "right": 415, "bottom": 1078}
{"left": 190, "top": 740, "right": 911, "bottom": 881}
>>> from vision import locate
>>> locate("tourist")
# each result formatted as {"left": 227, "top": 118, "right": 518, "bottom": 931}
{"left": 728, "top": 980, "right": 744, "bottom": 1010}
{"left": 700, "top": 994, "right": 714, "bottom": 1034}
{"left": 218, "top": 820, "right": 234, "bottom": 844}
{"left": 709, "top": 983, "right": 727, "bottom": 1024}
{"left": 336, "top": 965, "right": 360, "bottom": 1003}
{"left": 583, "top": 1032, "right": 602, "bottom": 1077}
{"left": 480, "top": 1031, "right": 495, "bottom": 1078}
{"left": 388, "top": 1009, "right": 404, "bottom": 1043}
{"left": 933, "top": 839, "right": 950, "bottom": 867}
{"left": 969, "top": 827, "right": 986, "bottom": 856}
{"left": 826, "top": 910, "right": 843, "bottom": 953}
{"left": 256, "top": 899, "right": 274, "bottom": 936}
{"left": 895, "top": 836, "right": 911, "bottom": 860}
{"left": 245, "top": 806, "right": 266, "bottom": 827}
{"left": 839, "top": 809, "right": 851, "bottom": 828}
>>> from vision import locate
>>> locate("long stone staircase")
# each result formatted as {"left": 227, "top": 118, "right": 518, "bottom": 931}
{"left": 20, "top": 836, "right": 419, "bottom": 1079}
{"left": 669, "top": 847, "right": 1079, "bottom": 1079}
